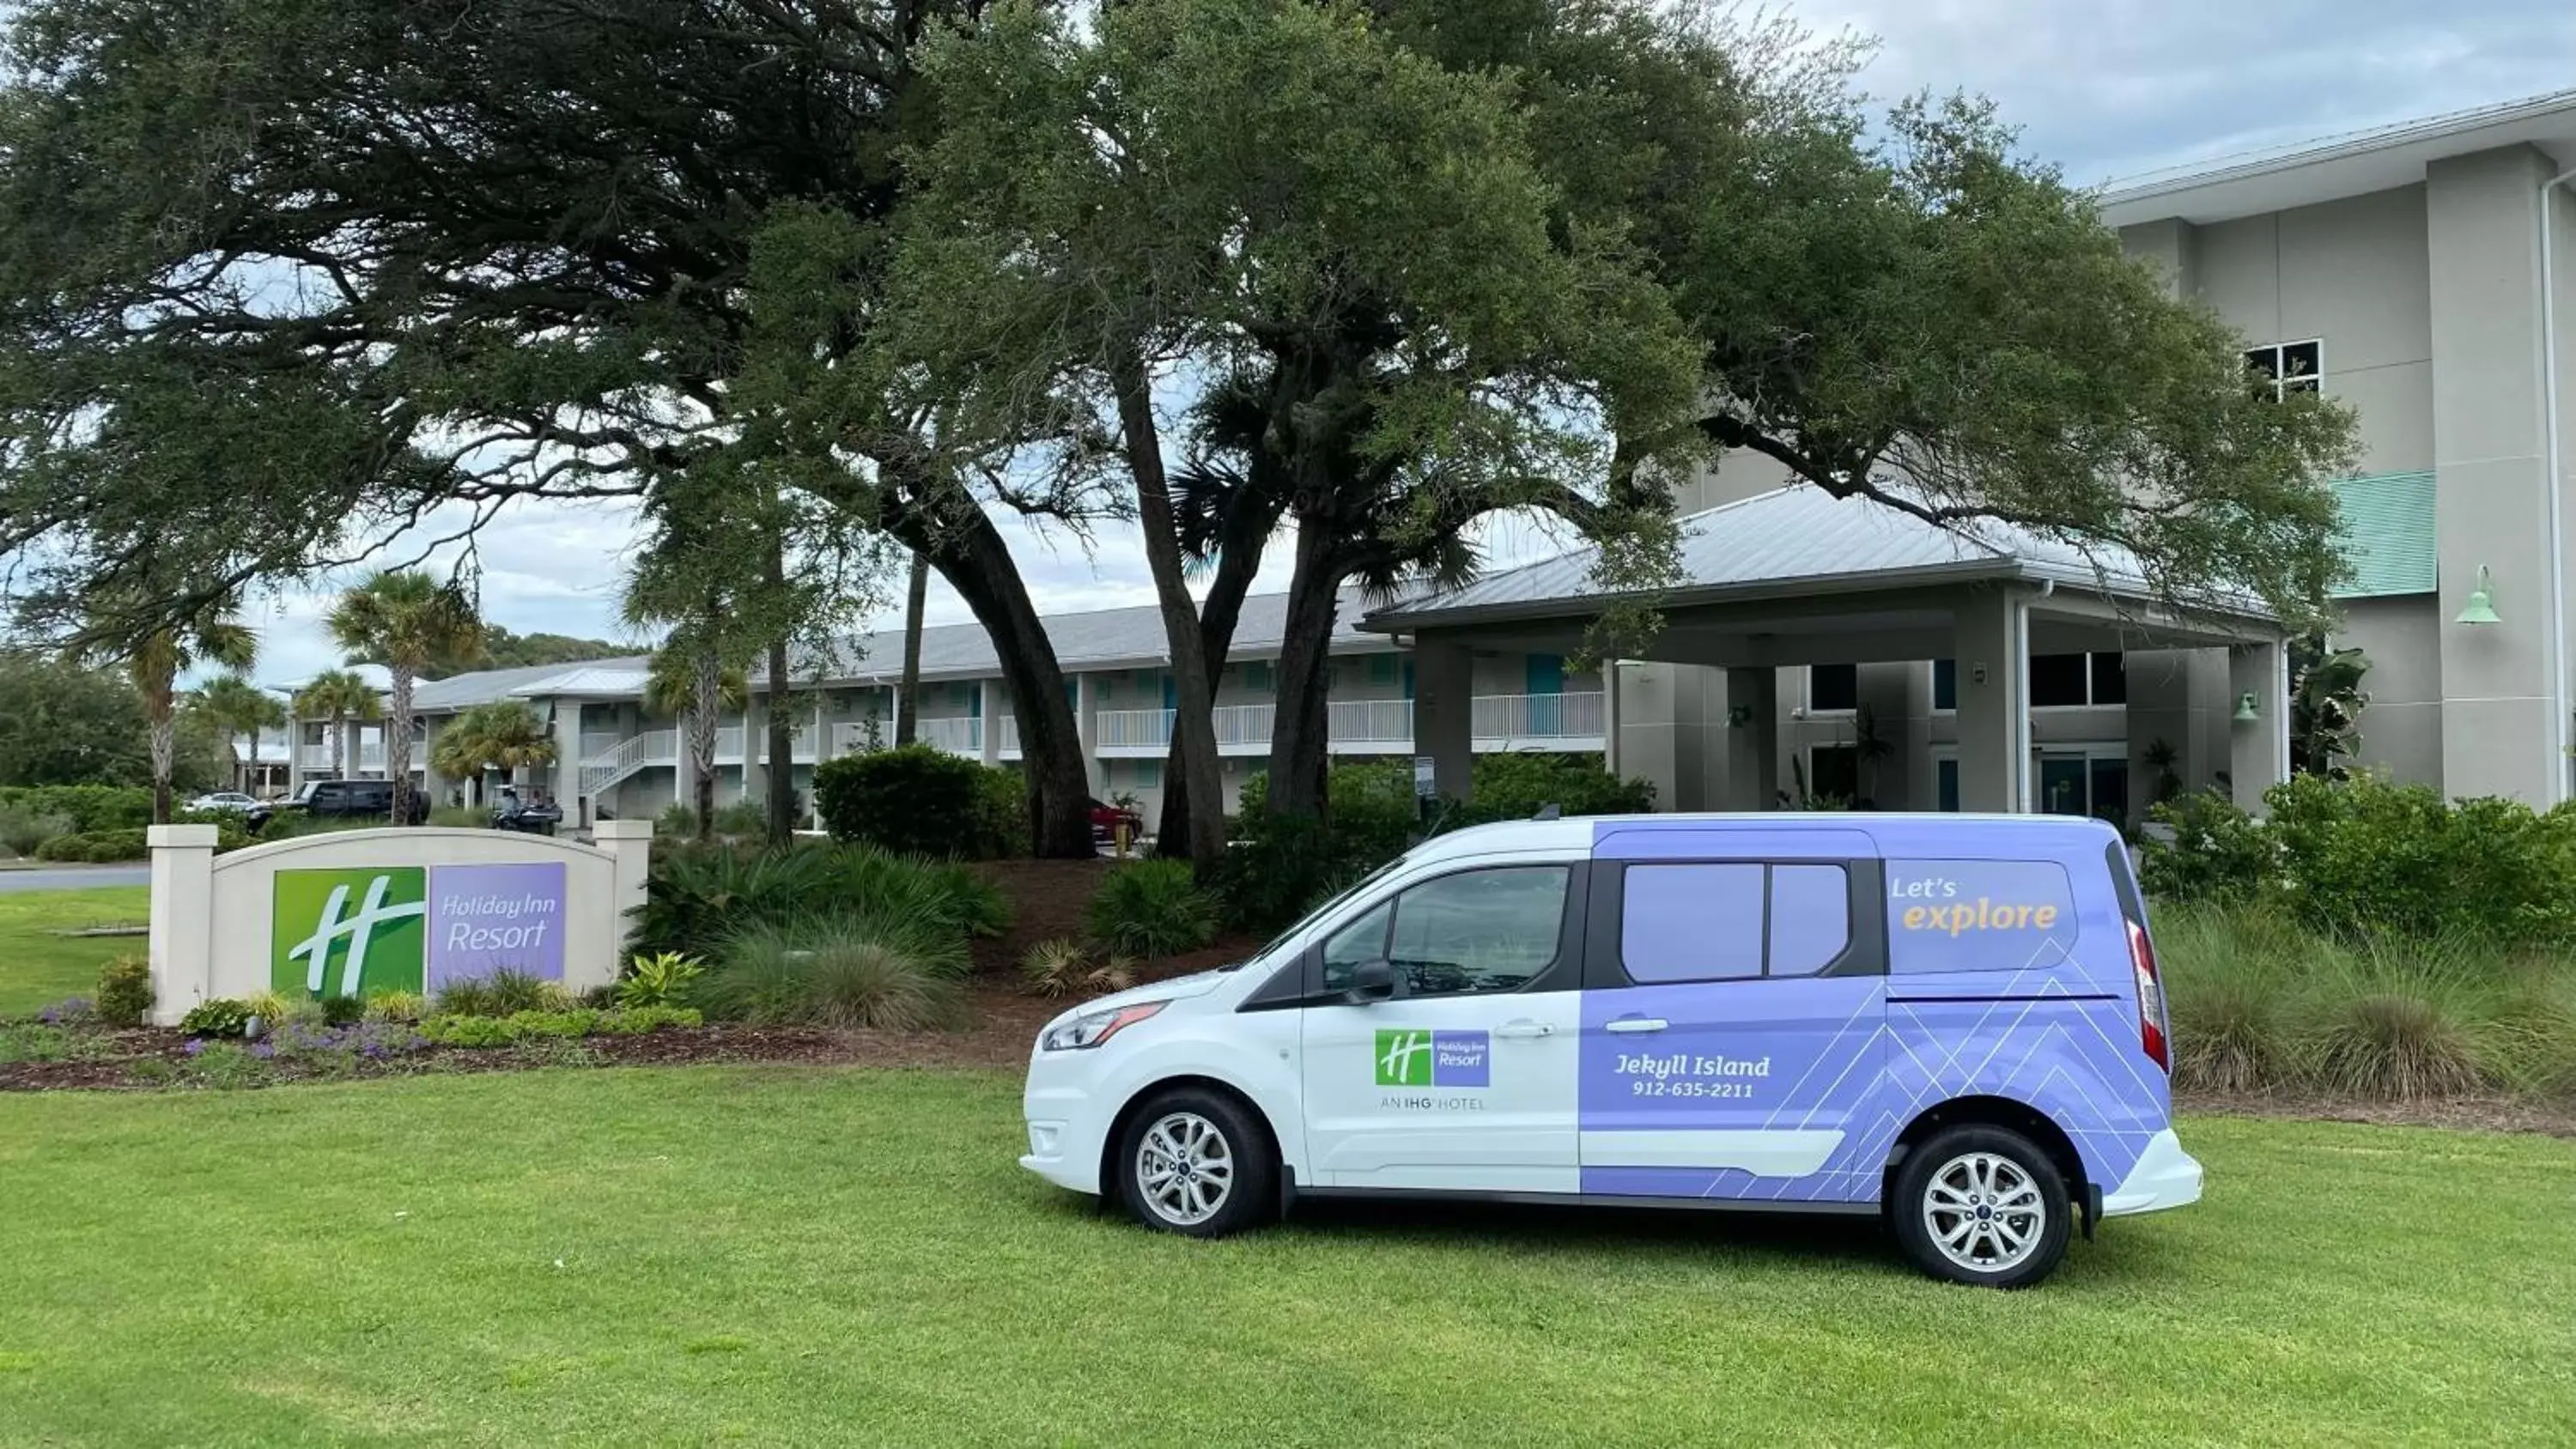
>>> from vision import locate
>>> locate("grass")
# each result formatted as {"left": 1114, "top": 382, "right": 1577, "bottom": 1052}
{"left": 2156, "top": 902, "right": 2576, "bottom": 1100}
{"left": 1, "top": 1070, "right": 2571, "bottom": 1446}
{"left": 0, "top": 888, "right": 149, "bottom": 1017}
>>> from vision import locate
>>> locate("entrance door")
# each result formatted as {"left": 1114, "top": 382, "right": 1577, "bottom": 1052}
{"left": 1301, "top": 864, "right": 1584, "bottom": 1193}
{"left": 1578, "top": 858, "right": 1886, "bottom": 1204}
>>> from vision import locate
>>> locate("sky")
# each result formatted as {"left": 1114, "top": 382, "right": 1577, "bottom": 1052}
{"left": 236, "top": 0, "right": 2576, "bottom": 692}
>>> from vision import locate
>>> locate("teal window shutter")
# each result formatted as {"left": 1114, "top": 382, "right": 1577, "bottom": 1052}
{"left": 1526, "top": 654, "right": 1564, "bottom": 695}
{"left": 2329, "top": 472, "right": 2436, "bottom": 597}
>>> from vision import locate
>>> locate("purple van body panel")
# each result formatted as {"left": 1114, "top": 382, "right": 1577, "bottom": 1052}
{"left": 1578, "top": 815, "right": 2166, "bottom": 1203}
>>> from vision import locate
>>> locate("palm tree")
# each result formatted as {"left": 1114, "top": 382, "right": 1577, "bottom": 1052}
{"left": 428, "top": 701, "right": 558, "bottom": 805}
{"left": 644, "top": 639, "right": 747, "bottom": 842}
{"left": 325, "top": 571, "right": 483, "bottom": 826}
{"left": 289, "top": 668, "right": 383, "bottom": 780}
{"left": 79, "top": 595, "right": 258, "bottom": 823}
{"left": 193, "top": 673, "right": 287, "bottom": 795}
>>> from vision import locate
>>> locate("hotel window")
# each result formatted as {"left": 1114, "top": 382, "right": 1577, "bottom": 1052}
{"left": 1935, "top": 653, "right": 2123, "bottom": 709}
{"left": 1807, "top": 663, "right": 1858, "bottom": 712}
{"left": 2244, "top": 341, "right": 2322, "bottom": 401}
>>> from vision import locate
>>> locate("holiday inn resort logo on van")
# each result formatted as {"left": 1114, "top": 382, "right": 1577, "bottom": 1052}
{"left": 1374, "top": 1028, "right": 1491, "bottom": 1088}
{"left": 271, "top": 861, "right": 569, "bottom": 1000}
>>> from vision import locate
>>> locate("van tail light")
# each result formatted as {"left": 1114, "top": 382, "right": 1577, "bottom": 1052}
{"left": 2127, "top": 918, "right": 2170, "bottom": 1073}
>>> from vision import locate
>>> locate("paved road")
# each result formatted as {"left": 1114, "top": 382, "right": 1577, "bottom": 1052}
{"left": 0, "top": 865, "right": 151, "bottom": 894}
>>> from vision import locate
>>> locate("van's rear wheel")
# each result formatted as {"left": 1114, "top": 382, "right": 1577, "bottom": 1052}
{"left": 1115, "top": 1087, "right": 1276, "bottom": 1240}
{"left": 1892, "top": 1125, "right": 2070, "bottom": 1288}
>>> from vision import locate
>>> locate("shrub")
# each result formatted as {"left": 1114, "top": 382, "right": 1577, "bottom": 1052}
{"left": 362, "top": 991, "right": 429, "bottom": 1023}
{"left": 0, "top": 808, "right": 72, "bottom": 858}
{"left": 0, "top": 785, "right": 152, "bottom": 834}
{"left": 617, "top": 952, "right": 707, "bottom": 1009}
{"left": 94, "top": 956, "right": 152, "bottom": 1028}
{"left": 975, "top": 765, "right": 1029, "bottom": 858}
{"left": 710, "top": 798, "right": 769, "bottom": 837}
{"left": 1020, "top": 937, "right": 1136, "bottom": 998}
{"left": 634, "top": 844, "right": 841, "bottom": 959}
{"left": 826, "top": 844, "right": 1012, "bottom": 942}
{"left": 434, "top": 969, "right": 565, "bottom": 1018}
{"left": 2142, "top": 773, "right": 2576, "bottom": 943}
{"left": 1449, "top": 752, "right": 1656, "bottom": 827}
{"left": 179, "top": 999, "right": 254, "bottom": 1039}
{"left": 658, "top": 801, "right": 701, "bottom": 839}
{"left": 419, "top": 1005, "right": 699, "bottom": 1046}
{"left": 241, "top": 990, "right": 312, "bottom": 1031}
{"left": 813, "top": 744, "right": 1018, "bottom": 858}
{"left": 1086, "top": 860, "right": 1218, "bottom": 960}
{"left": 1210, "top": 810, "right": 1364, "bottom": 935}
{"left": 319, "top": 992, "right": 368, "bottom": 1027}
{"left": 693, "top": 918, "right": 965, "bottom": 1030}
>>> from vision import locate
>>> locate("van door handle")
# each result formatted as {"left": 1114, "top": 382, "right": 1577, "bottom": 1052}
{"left": 1496, "top": 1021, "right": 1553, "bottom": 1040}
{"left": 1605, "top": 1017, "right": 1668, "bottom": 1034}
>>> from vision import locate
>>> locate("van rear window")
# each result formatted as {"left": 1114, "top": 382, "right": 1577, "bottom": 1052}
{"left": 1886, "top": 859, "right": 2075, "bottom": 974}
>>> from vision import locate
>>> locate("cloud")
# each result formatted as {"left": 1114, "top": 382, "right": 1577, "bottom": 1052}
{"left": 234, "top": 2, "right": 2572, "bottom": 682}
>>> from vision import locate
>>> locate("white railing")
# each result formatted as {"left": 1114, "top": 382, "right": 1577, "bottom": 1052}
{"left": 714, "top": 724, "right": 746, "bottom": 761}
{"left": 1212, "top": 702, "right": 1274, "bottom": 749}
{"left": 1327, "top": 698, "right": 1414, "bottom": 744}
{"left": 1096, "top": 707, "right": 1175, "bottom": 749}
{"left": 1473, "top": 691, "right": 1605, "bottom": 742}
{"left": 829, "top": 722, "right": 884, "bottom": 759}
{"left": 580, "top": 729, "right": 678, "bottom": 796}
{"left": 298, "top": 743, "right": 336, "bottom": 769}
{"left": 357, "top": 740, "right": 386, "bottom": 772}
{"left": 580, "top": 731, "right": 627, "bottom": 761}
{"left": 996, "top": 713, "right": 1020, "bottom": 755}
{"left": 920, "top": 716, "right": 982, "bottom": 755}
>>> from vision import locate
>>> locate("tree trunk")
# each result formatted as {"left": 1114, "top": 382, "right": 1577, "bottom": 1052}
{"left": 149, "top": 707, "right": 174, "bottom": 826}
{"left": 387, "top": 673, "right": 416, "bottom": 826}
{"left": 690, "top": 647, "right": 720, "bottom": 843}
{"left": 896, "top": 551, "right": 927, "bottom": 748}
{"left": 1113, "top": 353, "right": 1226, "bottom": 871}
{"left": 888, "top": 506, "right": 1091, "bottom": 858}
{"left": 1152, "top": 503, "right": 1275, "bottom": 856}
{"left": 1264, "top": 520, "right": 1348, "bottom": 822}
{"left": 327, "top": 712, "right": 345, "bottom": 779}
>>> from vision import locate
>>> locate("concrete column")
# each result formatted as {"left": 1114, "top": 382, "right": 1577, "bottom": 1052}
{"left": 979, "top": 681, "right": 1003, "bottom": 766}
{"left": 594, "top": 818, "right": 656, "bottom": 973}
{"left": 813, "top": 693, "right": 830, "bottom": 765}
{"left": 2430, "top": 145, "right": 2562, "bottom": 803}
{"left": 1413, "top": 637, "right": 1474, "bottom": 803}
{"left": 1613, "top": 663, "right": 1679, "bottom": 809}
{"left": 145, "top": 824, "right": 220, "bottom": 1026}
{"left": 548, "top": 705, "right": 584, "bottom": 824}
{"left": 287, "top": 723, "right": 305, "bottom": 796}
{"left": 1722, "top": 667, "right": 1778, "bottom": 811}
{"left": 740, "top": 693, "right": 768, "bottom": 804}
{"left": 2228, "top": 640, "right": 2291, "bottom": 812}
{"left": 419, "top": 717, "right": 448, "bottom": 807}
{"left": 1953, "top": 589, "right": 2032, "bottom": 812}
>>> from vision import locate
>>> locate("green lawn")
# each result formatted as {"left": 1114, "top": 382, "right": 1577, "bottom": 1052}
{"left": 0, "top": 888, "right": 148, "bottom": 1016}
{"left": 2, "top": 1070, "right": 2569, "bottom": 1446}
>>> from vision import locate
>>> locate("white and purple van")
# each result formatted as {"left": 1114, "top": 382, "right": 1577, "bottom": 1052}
{"left": 1022, "top": 813, "right": 2200, "bottom": 1287}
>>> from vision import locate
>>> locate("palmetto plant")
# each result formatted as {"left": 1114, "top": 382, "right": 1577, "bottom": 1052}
{"left": 427, "top": 701, "right": 557, "bottom": 803}
{"left": 192, "top": 672, "right": 286, "bottom": 794}
{"left": 289, "top": 668, "right": 382, "bottom": 779}
{"left": 80, "top": 592, "right": 257, "bottom": 822}
{"left": 325, "top": 571, "right": 483, "bottom": 826}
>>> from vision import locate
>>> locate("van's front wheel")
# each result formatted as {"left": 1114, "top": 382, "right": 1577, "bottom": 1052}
{"left": 1892, "top": 1125, "right": 2070, "bottom": 1288}
{"left": 1115, "top": 1087, "right": 1277, "bottom": 1239}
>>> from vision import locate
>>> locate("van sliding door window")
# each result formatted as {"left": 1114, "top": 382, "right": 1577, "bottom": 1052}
{"left": 1620, "top": 863, "right": 1851, "bottom": 984}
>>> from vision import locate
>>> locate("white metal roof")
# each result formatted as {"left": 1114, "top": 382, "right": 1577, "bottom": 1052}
{"left": 1363, "top": 484, "right": 2233, "bottom": 630}
{"left": 2099, "top": 88, "right": 2576, "bottom": 227}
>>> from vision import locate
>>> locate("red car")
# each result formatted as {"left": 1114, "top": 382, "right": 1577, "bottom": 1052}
{"left": 1089, "top": 797, "right": 1143, "bottom": 842}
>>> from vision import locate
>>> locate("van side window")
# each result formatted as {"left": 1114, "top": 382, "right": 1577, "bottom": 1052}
{"left": 1886, "top": 859, "right": 2076, "bottom": 973}
{"left": 1319, "top": 901, "right": 1394, "bottom": 993}
{"left": 1621, "top": 862, "right": 1853, "bottom": 983}
{"left": 1383, "top": 867, "right": 1569, "bottom": 997}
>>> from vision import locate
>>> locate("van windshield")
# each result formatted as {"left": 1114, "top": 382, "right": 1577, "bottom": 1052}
{"left": 1218, "top": 852, "right": 1412, "bottom": 973}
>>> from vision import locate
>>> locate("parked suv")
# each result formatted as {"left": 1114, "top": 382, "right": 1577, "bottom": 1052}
{"left": 248, "top": 778, "right": 428, "bottom": 830}
{"left": 1020, "top": 812, "right": 2197, "bottom": 1288}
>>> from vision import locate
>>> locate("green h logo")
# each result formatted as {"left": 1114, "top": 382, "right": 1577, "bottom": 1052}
{"left": 271, "top": 868, "right": 428, "bottom": 999}
{"left": 1375, "top": 1028, "right": 1433, "bottom": 1087}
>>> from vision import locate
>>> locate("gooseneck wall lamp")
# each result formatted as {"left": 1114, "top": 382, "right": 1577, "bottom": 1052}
{"left": 2458, "top": 565, "right": 2502, "bottom": 626}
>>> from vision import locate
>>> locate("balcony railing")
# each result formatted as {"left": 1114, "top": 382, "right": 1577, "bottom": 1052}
{"left": 1090, "top": 692, "right": 1603, "bottom": 756}
{"left": 1327, "top": 698, "right": 1414, "bottom": 745}
{"left": 1094, "top": 707, "right": 1174, "bottom": 750}
{"left": 580, "top": 729, "right": 678, "bottom": 796}
{"left": 920, "top": 716, "right": 982, "bottom": 755}
{"left": 996, "top": 713, "right": 1020, "bottom": 756}
{"left": 1473, "top": 691, "right": 1605, "bottom": 743}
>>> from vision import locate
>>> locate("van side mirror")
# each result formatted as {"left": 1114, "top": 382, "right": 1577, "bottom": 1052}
{"left": 1347, "top": 960, "right": 1399, "bottom": 1003}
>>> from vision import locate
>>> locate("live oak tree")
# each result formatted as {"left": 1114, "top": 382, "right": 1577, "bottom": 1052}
{"left": 888, "top": 0, "right": 1698, "bottom": 855}
{"left": 0, "top": 0, "right": 1107, "bottom": 858}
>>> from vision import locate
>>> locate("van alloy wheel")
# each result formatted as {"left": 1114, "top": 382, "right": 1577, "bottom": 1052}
{"left": 1135, "top": 1111, "right": 1234, "bottom": 1227}
{"left": 1920, "top": 1151, "right": 2046, "bottom": 1273}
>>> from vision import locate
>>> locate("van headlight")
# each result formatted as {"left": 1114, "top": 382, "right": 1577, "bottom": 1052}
{"left": 1041, "top": 1001, "right": 1168, "bottom": 1052}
